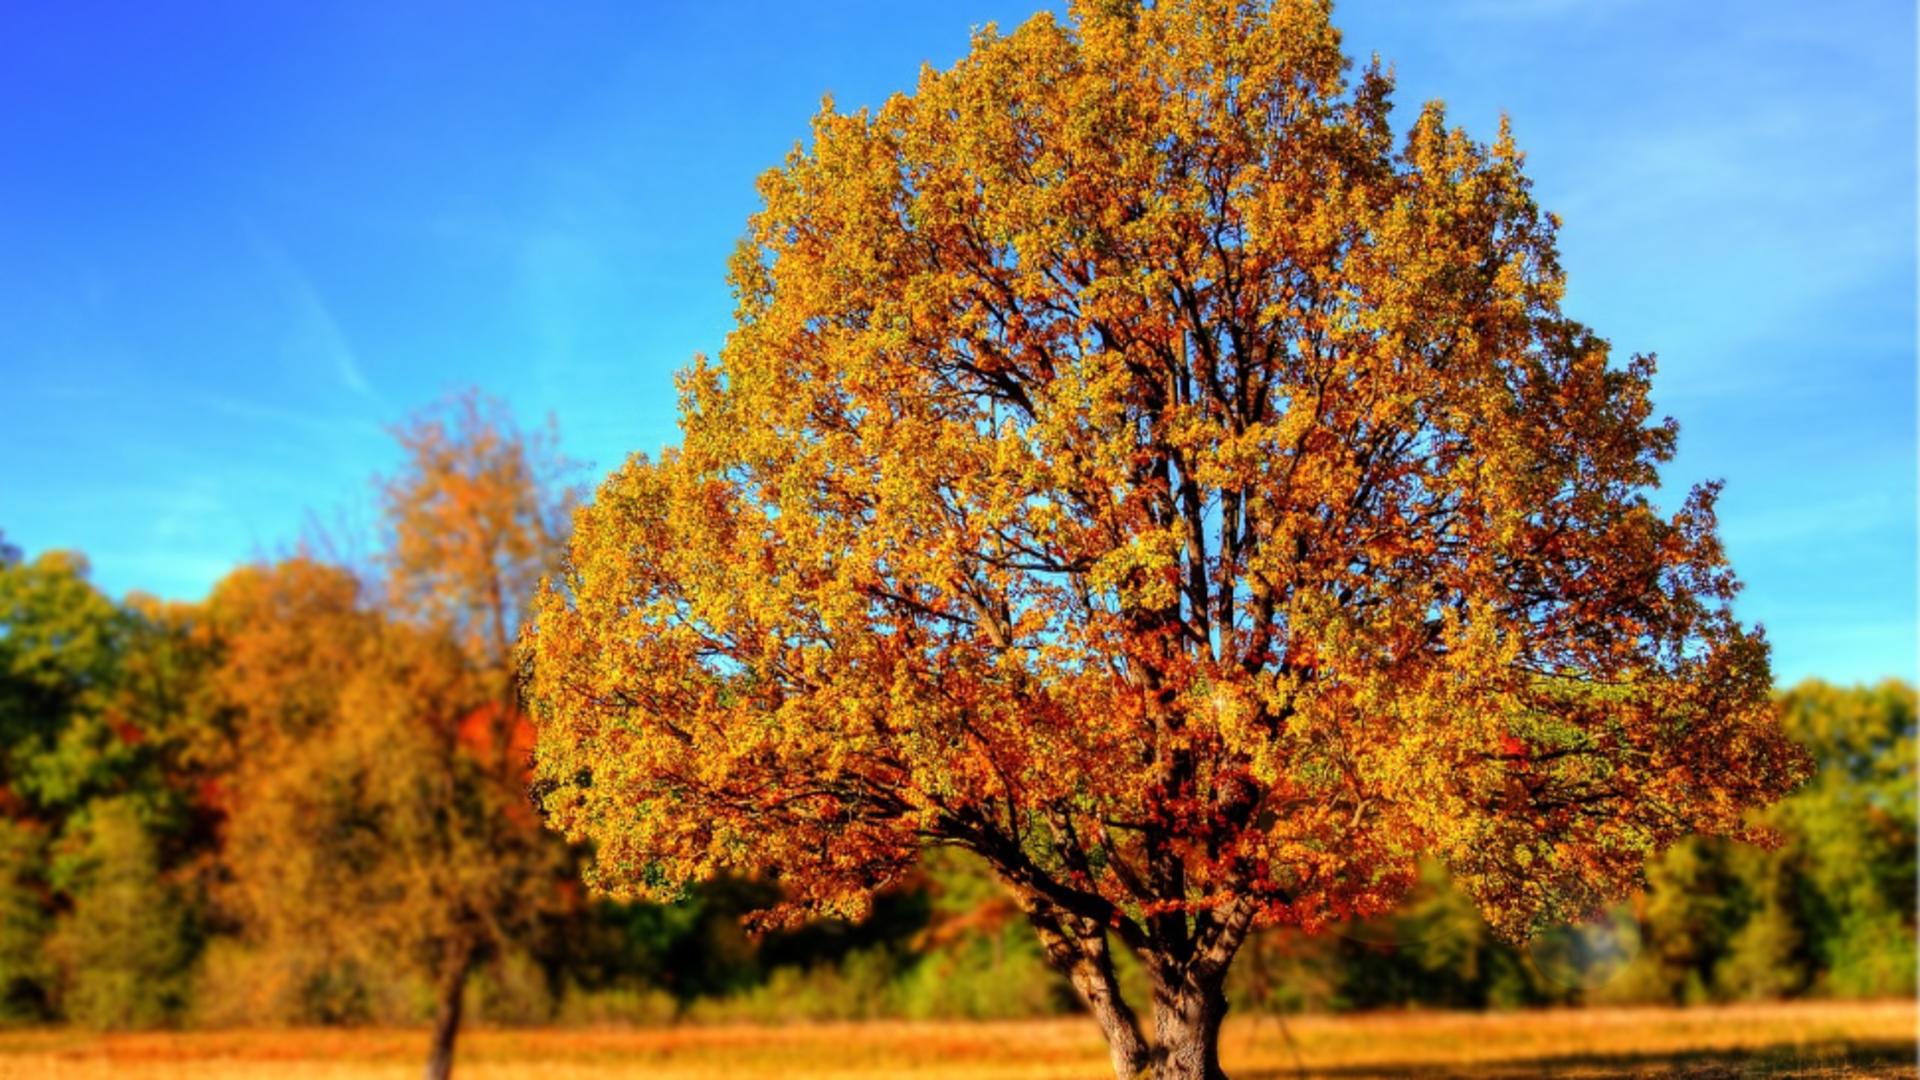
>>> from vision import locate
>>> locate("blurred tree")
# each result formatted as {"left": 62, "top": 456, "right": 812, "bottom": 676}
{"left": 0, "top": 819, "right": 50, "bottom": 1022}
{"left": 1767, "top": 680, "right": 1914, "bottom": 997}
{"left": 0, "top": 553, "right": 225, "bottom": 1029}
{"left": 897, "top": 849, "right": 1068, "bottom": 1019}
{"left": 108, "top": 595, "right": 226, "bottom": 885}
{"left": 213, "top": 558, "right": 568, "bottom": 1069}
{"left": 378, "top": 390, "right": 579, "bottom": 1079}
{"left": 1351, "top": 858, "right": 1544, "bottom": 1010}
{"left": 45, "top": 798, "right": 193, "bottom": 1028}
{"left": 218, "top": 392, "right": 577, "bottom": 1078}
{"left": 524, "top": 2, "right": 1804, "bottom": 1076}
{"left": 0, "top": 552, "right": 127, "bottom": 815}
{"left": 0, "top": 555, "right": 154, "bottom": 1028}
{"left": 1247, "top": 681, "right": 1912, "bottom": 1011}
{"left": 1714, "top": 842, "right": 1807, "bottom": 1000}
{"left": 1602, "top": 838, "right": 1730, "bottom": 1004}
{"left": 1590, "top": 681, "right": 1914, "bottom": 1004}
{"left": 203, "top": 558, "right": 376, "bottom": 751}
{"left": 380, "top": 388, "right": 577, "bottom": 704}
{"left": 205, "top": 559, "right": 392, "bottom": 1022}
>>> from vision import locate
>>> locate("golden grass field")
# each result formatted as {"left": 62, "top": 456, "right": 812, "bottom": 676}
{"left": 0, "top": 1000, "right": 1911, "bottom": 1079}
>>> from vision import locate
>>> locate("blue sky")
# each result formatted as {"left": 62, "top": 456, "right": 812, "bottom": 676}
{"left": 0, "top": 1, "right": 1911, "bottom": 685}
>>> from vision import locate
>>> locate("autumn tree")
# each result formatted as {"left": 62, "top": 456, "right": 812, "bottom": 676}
{"left": 1728, "top": 681, "right": 1913, "bottom": 998}
{"left": 0, "top": 550, "right": 120, "bottom": 1023}
{"left": 524, "top": 3, "right": 1804, "bottom": 1077}
{"left": 205, "top": 558, "right": 398, "bottom": 1017}
{"left": 210, "top": 559, "right": 564, "bottom": 1048}
{"left": 0, "top": 553, "right": 221, "bottom": 1027}
{"left": 0, "top": 552, "right": 125, "bottom": 816}
{"left": 382, "top": 388, "right": 576, "bottom": 707}
{"left": 377, "top": 389, "right": 578, "bottom": 1080}
{"left": 214, "top": 393, "right": 576, "bottom": 1079}
{"left": 46, "top": 797, "right": 195, "bottom": 1028}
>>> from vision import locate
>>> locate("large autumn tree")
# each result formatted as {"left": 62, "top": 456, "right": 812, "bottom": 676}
{"left": 524, "top": 2, "right": 1804, "bottom": 1077}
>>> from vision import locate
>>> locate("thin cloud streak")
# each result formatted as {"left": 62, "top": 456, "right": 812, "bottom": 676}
{"left": 242, "top": 219, "right": 382, "bottom": 403}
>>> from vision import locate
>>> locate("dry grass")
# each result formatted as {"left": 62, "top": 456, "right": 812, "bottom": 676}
{"left": 0, "top": 1000, "right": 1911, "bottom": 1079}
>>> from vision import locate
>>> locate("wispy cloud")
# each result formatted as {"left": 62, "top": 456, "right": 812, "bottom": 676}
{"left": 243, "top": 220, "right": 381, "bottom": 402}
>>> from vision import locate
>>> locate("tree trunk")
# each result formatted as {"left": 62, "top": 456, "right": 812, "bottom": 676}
{"left": 423, "top": 946, "right": 475, "bottom": 1080}
{"left": 994, "top": 861, "right": 1254, "bottom": 1080}
{"left": 1149, "top": 973, "right": 1230, "bottom": 1080}
{"left": 1018, "top": 903, "right": 1150, "bottom": 1079}
{"left": 1076, "top": 953, "right": 1152, "bottom": 1080}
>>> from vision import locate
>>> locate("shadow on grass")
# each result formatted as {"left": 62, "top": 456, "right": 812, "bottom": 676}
{"left": 1238, "top": 1038, "right": 1919, "bottom": 1078}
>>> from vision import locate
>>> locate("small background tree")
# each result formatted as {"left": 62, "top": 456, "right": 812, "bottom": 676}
{"left": 213, "top": 391, "right": 577, "bottom": 1079}
{"left": 0, "top": 552, "right": 215, "bottom": 1029}
{"left": 377, "top": 389, "right": 580, "bottom": 1078}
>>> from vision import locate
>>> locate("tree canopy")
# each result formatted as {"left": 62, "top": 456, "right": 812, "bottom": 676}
{"left": 214, "top": 393, "right": 577, "bottom": 1079}
{"left": 525, "top": 1, "right": 1804, "bottom": 1076}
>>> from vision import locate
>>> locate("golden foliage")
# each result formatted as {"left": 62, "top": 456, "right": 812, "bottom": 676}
{"left": 381, "top": 388, "right": 577, "bottom": 700}
{"left": 525, "top": 2, "right": 1805, "bottom": 1061}
{"left": 213, "top": 393, "right": 577, "bottom": 1033}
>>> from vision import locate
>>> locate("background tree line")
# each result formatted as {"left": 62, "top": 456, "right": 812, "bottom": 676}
{"left": 0, "top": 393, "right": 1908, "bottom": 1035}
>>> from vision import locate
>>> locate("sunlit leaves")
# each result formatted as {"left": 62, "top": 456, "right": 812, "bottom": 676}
{"left": 528, "top": 0, "right": 1801, "bottom": 970}
{"left": 216, "top": 394, "right": 578, "bottom": 1026}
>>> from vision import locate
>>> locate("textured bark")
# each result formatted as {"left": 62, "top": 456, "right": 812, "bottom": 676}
{"left": 1009, "top": 881, "right": 1258, "bottom": 1079}
{"left": 1149, "top": 974, "right": 1230, "bottom": 1080}
{"left": 422, "top": 946, "right": 475, "bottom": 1080}
{"left": 1069, "top": 931, "right": 1152, "bottom": 1080}
{"left": 1020, "top": 902, "right": 1150, "bottom": 1080}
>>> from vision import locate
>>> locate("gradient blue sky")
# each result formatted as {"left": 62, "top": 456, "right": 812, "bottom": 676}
{"left": 1, "top": 1, "right": 1911, "bottom": 685}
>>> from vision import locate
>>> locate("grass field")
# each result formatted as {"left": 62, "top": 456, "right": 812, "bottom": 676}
{"left": 0, "top": 1000, "right": 1911, "bottom": 1079}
